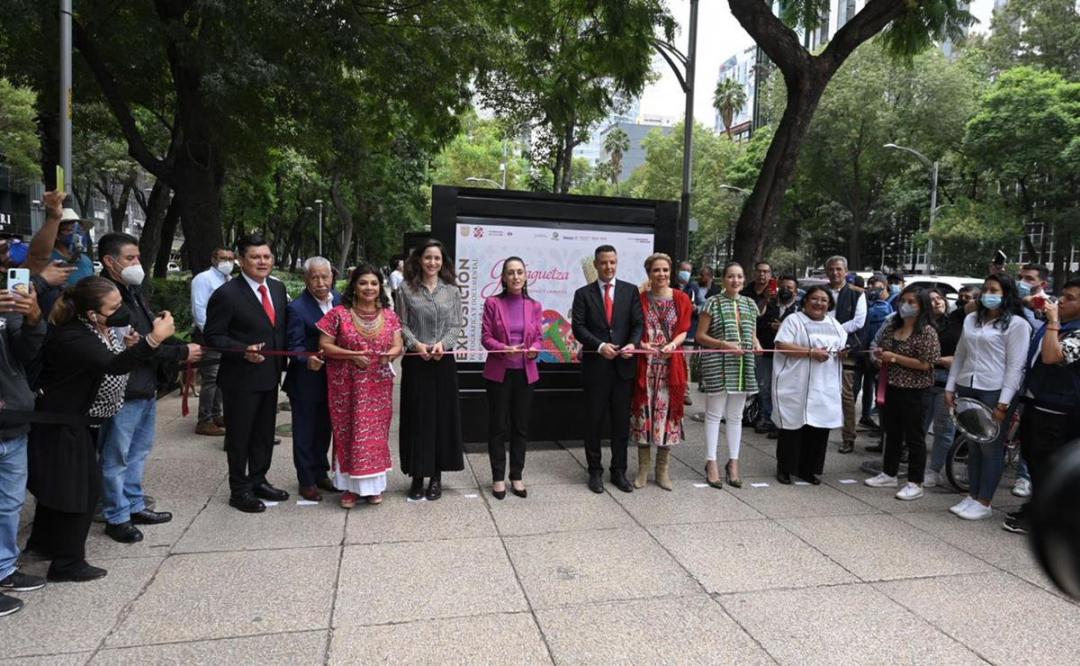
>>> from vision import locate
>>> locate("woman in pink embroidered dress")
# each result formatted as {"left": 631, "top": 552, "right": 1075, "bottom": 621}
{"left": 317, "top": 264, "right": 403, "bottom": 508}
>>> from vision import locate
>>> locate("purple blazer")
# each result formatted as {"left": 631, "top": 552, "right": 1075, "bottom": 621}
{"left": 481, "top": 294, "right": 544, "bottom": 384}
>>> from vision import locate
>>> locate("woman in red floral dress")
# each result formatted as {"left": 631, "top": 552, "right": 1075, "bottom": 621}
{"left": 317, "top": 264, "right": 403, "bottom": 508}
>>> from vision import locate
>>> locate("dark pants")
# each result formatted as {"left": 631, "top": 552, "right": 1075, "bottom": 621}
{"left": 290, "top": 399, "right": 332, "bottom": 487}
{"left": 222, "top": 389, "right": 277, "bottom": 495}
{"left": 582, "top": 364, "right": 633, "bottom": 474}
{"left": 853, "top": 362, "right": 877, "bottom": 418}
{"left": 776, "top": 425, "right": 830, "bottom": 479}
{"left": 1020, "top": 405, "right": 1080, "bottom": 499}
{"left": 27, "top": 503, "right": 95, "bottom": 575}
{"left": 882, "top": 385, "right": 928, "bottom": 483}
{"left": 486, "top": 370, "right": 535, "bottom": 482}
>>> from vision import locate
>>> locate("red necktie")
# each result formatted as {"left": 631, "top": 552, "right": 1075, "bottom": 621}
{"left": 603, "top": 282, "right": 613, "bottom": 326}
{"left": 258, "top": 284, "right": 275, "bottom": 326}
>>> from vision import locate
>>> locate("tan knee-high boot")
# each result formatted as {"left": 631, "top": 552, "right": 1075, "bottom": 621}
{"left": 655, "top": 447, "right": 673, "bottom": 491}
{"left": 634, "top": 446, "right": 651, "bottom": 488}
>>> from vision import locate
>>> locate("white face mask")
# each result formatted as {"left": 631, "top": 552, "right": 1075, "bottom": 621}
{"left": 120, "top": 264, "right": 145, "bottom": 286}
{"left": 215, "top": 261, "right": 234, "bottom": 276}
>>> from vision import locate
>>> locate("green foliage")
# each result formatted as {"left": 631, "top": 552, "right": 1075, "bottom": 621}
{"left": 430, "top": 113, "right": 528, "bottom": 189}
{"left": 987, "top": 0, "right": 1080, "bottom": 79}
{"left": 602, "top": 127, "right": 631, "bottom": 185}
{"left": 712, "top": 77, "right": 748, "bottom": 136}
{"left": 928, "top": 197, "right": 1021, "bottom": 276}
{"left": 148, "top": 276, "right": 194, "bottom": 338}
{"left": 0, "top": 77, "right": 41, "bottom": 182}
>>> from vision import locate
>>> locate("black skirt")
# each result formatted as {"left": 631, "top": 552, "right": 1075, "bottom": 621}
{"left": 399, "top": 355, "right": 464, "bottom": 477}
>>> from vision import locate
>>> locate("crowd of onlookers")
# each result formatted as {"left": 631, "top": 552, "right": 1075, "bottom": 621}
{"left": 2, "top": 191, "right": 1077, "bottom": 619}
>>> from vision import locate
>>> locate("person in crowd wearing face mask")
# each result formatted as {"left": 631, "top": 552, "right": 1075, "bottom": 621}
{"left": 943, "top": 275, "right": 1030, "bottom": 519}
{"left": 48, "top": 211, "right": 96, "bottom": 287}
{"left": 96, "top": 234, "right": 202, "bottom": 543}
{"left": 956, "top": 285, "right": 979, "bottom": 314}
{"left": 1018, "top": 263, "right": 1052, "bottom": 329}
{"left": 854, "top": 275, "right": 892, "bottom": 434}
{"left": 886, "top": 273, "right": 905, "bottom": 312}
{"left": 742, "top": 262, "right": 777, "bottom": 433}
{"left": 26, "top": 277, "right": 176, "bottom": 581}
{"left": 922, "top": 288, "right": 965, "bottom": 489}
{"left": 190, "top": 247, "right": 236, "bottom": 436}
{"left": 865, "top": 286, "right": 940, "bottom": 500}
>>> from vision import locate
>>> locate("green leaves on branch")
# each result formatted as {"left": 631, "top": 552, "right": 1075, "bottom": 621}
{"left": 0, "top": 78, "right": 41, "bottom": 182}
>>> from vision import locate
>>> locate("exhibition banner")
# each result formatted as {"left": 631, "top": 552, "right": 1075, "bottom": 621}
{"left": 455, "top": 222, "right": 655, "bottom": 362}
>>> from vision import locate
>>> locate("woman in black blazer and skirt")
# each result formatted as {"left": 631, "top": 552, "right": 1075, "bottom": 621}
{"left": 395, "top": 240, "right": 465, "bottom": 501}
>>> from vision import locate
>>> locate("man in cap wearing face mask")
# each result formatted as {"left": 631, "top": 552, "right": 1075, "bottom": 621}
{"left": 96, "top": 233, "right": 203, "bottom": 543}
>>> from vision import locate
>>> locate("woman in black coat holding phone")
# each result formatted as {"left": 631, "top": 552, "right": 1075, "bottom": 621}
{"left": 26, "top": 277, "right": 175, "bottom": 582}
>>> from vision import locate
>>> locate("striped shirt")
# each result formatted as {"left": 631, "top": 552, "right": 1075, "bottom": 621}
{"left": 700, "top": 293, "right": 758, "bottom": 393}
{"left": 395, "top": 280, "right": 463, "bottom": 351}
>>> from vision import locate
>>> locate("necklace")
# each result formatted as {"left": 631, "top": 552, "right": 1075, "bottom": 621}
{"left": 350, "top": 306, "right": 384, "bottom": 338}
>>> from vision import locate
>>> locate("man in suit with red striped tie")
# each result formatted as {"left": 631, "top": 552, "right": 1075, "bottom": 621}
{"left": 204, "top": 234, "right": 290, "bottom": 513}
{"left": 571, "top": 244, "right": 644, "bottom": 494}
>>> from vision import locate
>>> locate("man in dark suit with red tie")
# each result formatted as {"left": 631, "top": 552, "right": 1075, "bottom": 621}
{"left": 571, "top": 245, "right": 644, "bottom": 494}
{"left": 204, "top": 234, "right": 290, "bottom": 513}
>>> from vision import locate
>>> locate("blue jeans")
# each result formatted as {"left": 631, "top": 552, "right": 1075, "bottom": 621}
{"left": 957, "top": 386, "right": 1006, "bottom": 502}
{"left": 925, "top": 388, "right": 956, "bottom": 473}
{"left": 0, "top": 434, "right": 28, "bottom": 580}
{"left": 99, "top": 399, "right": 157, "bottom": 524}
{"left": 755, "top": 355, "right": 773, "bottom": 421}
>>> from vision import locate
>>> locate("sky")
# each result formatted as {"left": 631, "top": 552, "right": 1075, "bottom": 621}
{"left": 639, "top": 0, "right": 1001, "bottom": 127}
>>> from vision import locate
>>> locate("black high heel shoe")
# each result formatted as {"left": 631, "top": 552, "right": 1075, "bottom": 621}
{"left": 407, "top": 477, "right": 424, "bottom": 501}
{"left": 725, "top": 460, "right": 742, "bottom": 489}
{"left": 492, "top": 482, "right": 506, "bottom": 500}
{"left": 511, "top": 481, "right": 527, "bottom": 499}
{"left": 705, "top": 462, "right": 724, "bottom": 489}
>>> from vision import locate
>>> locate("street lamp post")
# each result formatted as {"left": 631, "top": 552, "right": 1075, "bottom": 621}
{"left": 885, "top": 143, "right": 939, "bottom": 274}
{"left": 60, "top": 0, "right": 73, "bottom": 199}
{"left": 718, "top": 184, "right": 750, "bottom": 265}
{"left": 314, "top": 199, "right": 324, "bottom": 257}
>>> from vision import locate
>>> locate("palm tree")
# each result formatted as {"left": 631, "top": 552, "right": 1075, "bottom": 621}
{"left": 713, "top": 77, "right": 748, "bottom": 139}
{"left": 603, "top": 127, "right": 631, "bottom": 187}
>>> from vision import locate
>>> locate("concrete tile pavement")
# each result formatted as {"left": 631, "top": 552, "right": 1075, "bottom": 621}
{"left": 7, "top": 386, "right": 1078, "bottom": 664}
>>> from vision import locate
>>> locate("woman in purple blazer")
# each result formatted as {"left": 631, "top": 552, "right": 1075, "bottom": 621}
{"left": 482, "top": 257, "right": 544, "bottom": 500}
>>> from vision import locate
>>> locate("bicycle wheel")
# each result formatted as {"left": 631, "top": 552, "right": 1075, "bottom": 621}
{"left": 945, "top": 435, "right": 971, "bottom": 493}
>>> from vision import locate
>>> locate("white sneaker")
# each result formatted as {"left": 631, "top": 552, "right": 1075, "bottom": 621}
{"left": 957, "top": 501, "right": 993, "bottom": 520}
{"left": 950, "top": 497, "right": 976, "bottom": 515}
{"left": 1012, "top": 478, "right": 1032, "bottom": 498}
{"left": 924, "top": 470, "right": 939, "bottom": 488}
{"left": 895, "top": 482, "right": 924, "bottom": 501}
{"left": 865, "top": 473, "right": 898, "bottom": 488}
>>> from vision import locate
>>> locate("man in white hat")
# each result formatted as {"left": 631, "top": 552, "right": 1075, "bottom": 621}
{"left": 49, "top": 208, "right": 96, "bottom": 286}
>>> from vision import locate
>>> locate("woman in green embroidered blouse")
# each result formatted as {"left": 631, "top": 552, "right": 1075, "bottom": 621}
{"left": 696, "top": 262, "right": 762, "bottom": 488}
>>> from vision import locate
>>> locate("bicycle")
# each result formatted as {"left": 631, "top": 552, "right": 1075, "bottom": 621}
{"left": 945, "top": 402, "right": 1024, "bottom": 493}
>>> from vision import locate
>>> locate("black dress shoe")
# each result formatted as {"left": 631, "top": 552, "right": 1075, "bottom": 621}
{"left": 315, "top": 477, "right": 340, "bottom": 493}
{"left": 776, "top": 471, "right": 793, "bottom": 485}
{"left": 426, "top": 478, "right": 442, "bottom": 501}
{"left": 610, "top": 472, "right": 634, "bottom": 493}
{"left": 492, "top": 488, "right": 506, "bottom": 500}
{"left": 511, "top": 483, "right": 527, "bottom": 499}
{"left": 47, "top": 562, "right": 107, "bottom": 583}
{"left": 799, "top": 474, "right": 822, "bottom": 486}
{"left": 587, "top": 472, "right": 604, "bottom": 494}
{"left": 229, "top": 494, "right": 266, "bottom": 513}
{"left": 253, "top": 483, "right": 289, "bottom": 502}
{"left": 105, "top": 521, "right": 144, "bottom": 543}
{"left": 407, "top": 477, "right": 425, "bottom": 501}
{"left": 131, "top": 509, "right": 172, "bottom": 525}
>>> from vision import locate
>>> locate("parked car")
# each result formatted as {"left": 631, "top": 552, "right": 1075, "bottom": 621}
{"left": 903, "top": 275, "right": 983, "bottom": 304}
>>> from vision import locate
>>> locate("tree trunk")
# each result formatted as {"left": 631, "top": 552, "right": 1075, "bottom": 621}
{"left": 330, "top": 175, "right": 355, "bottom": 274}
{"left": 732, "top": 71, "right": 827, "bottom": 268}
{"left": 153, "top": 195, "right": 181, "bottom": 278}
{"left": 558, "top": 120, "right": 576, "bottom": 194}
{"left": 137, "top": 181, "right": 173, "bottom": 281}
{"left": 172, "top": 157, "right": 224, "bottom": 274}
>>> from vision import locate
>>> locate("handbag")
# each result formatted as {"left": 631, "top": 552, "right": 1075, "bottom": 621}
{"left": 875, "top": 361, "right": 889, "bottom": 407}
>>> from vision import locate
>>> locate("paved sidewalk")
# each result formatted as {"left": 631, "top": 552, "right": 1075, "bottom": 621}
{"left": 7, "top": 388, "right": 1080, "bottom": 664}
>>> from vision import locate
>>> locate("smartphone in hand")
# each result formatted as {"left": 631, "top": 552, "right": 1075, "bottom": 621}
{"left": 7, "top": 268, "right": 31, "bottom": 295}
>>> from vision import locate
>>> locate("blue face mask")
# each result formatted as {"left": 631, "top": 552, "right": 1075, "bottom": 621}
{"left": 981, "top": 294, "right": 1003, "bottom": 310}
{"left": 677, "top": 270, "right": 691, "bottom": 283}
{"left": 889, "top": 284, "right": 901, "bottom": 296}
{"left": 1017, "top": 281, "right": 1032, "bottom": 297}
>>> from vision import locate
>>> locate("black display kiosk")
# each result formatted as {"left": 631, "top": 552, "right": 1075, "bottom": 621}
{"left": 427, "top": 185, "right": 678, "bottom": 444}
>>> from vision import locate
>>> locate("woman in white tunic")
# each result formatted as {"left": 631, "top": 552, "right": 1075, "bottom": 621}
{"left": 772, "top": 286, "right": 847, "bottom": 485}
